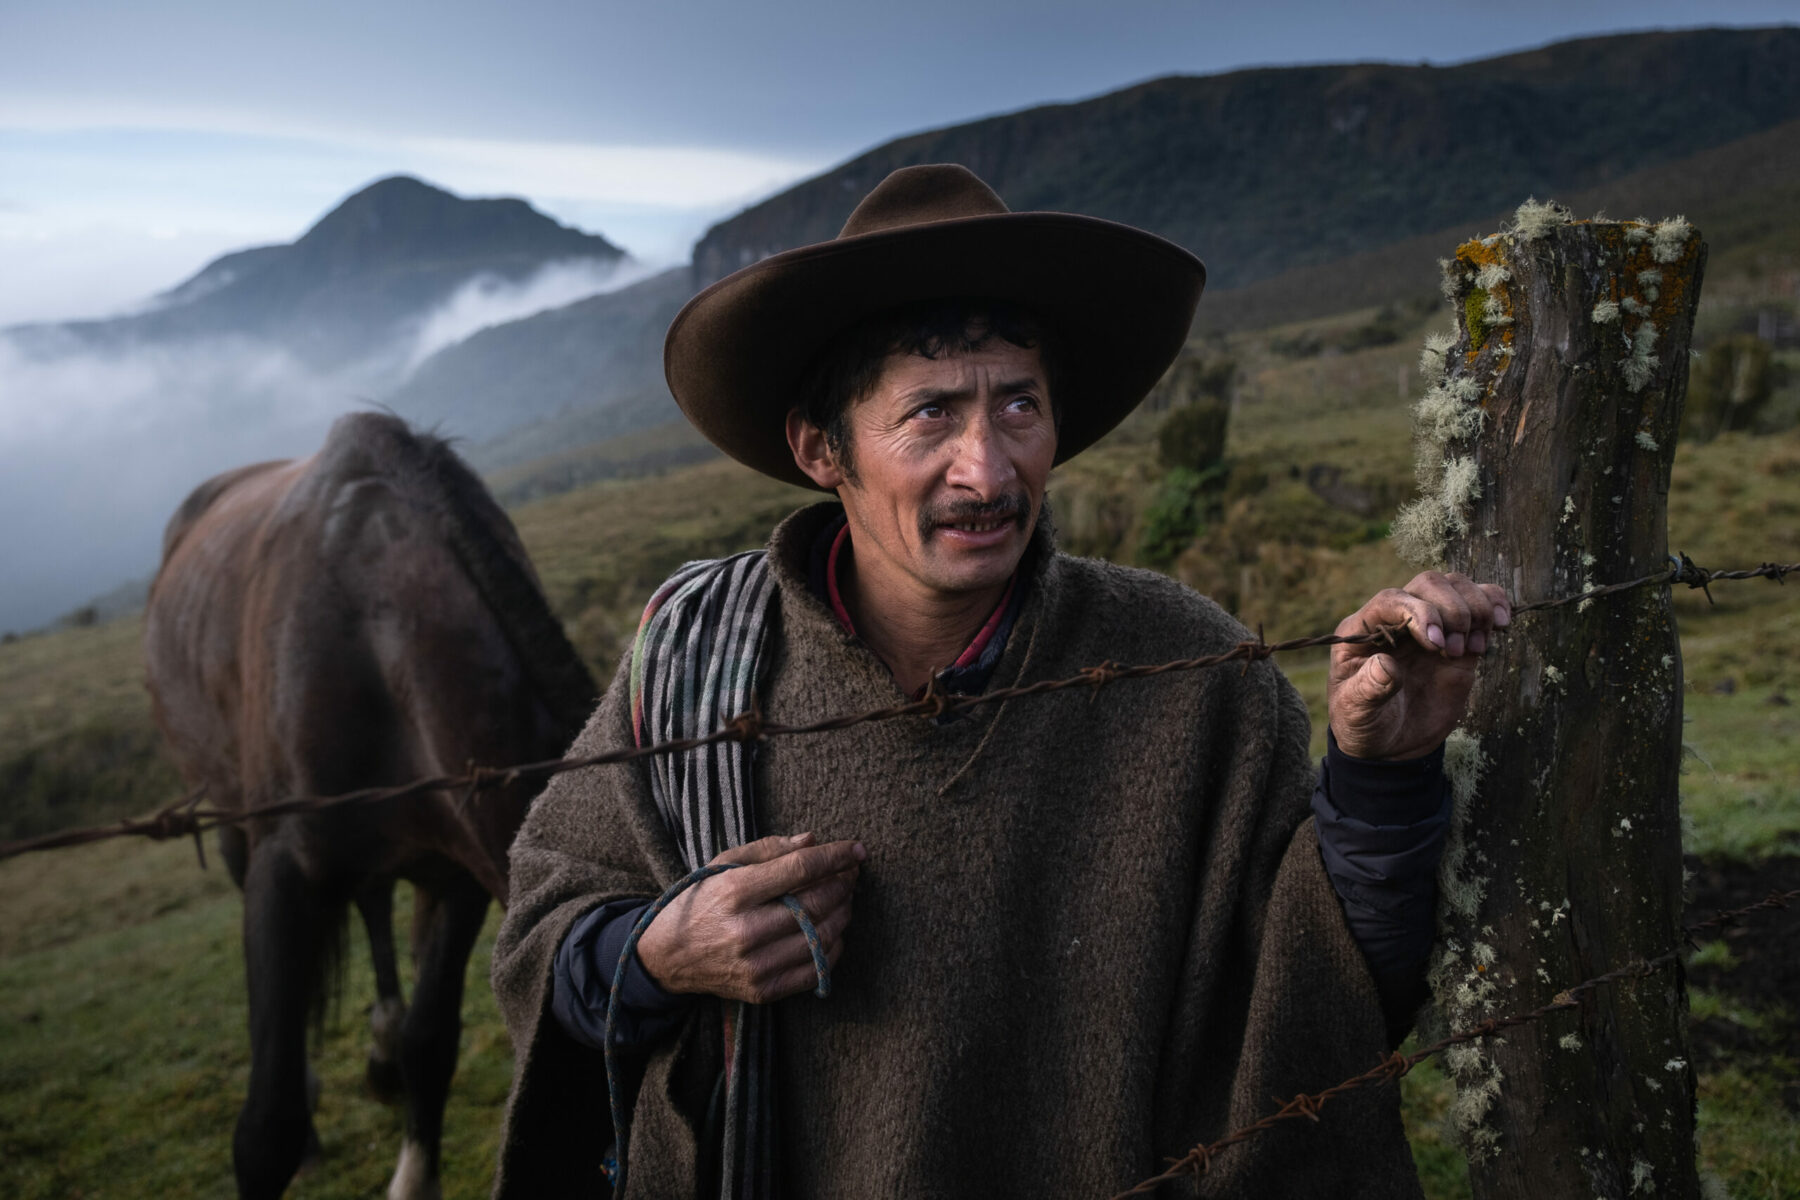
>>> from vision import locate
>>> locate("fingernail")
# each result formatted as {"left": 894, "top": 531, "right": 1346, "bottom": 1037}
{"left": 789, "top": 832, "right": 814, "bottom": 846}
{"left": 852, "top": 842, "right": 867, "bottom": 861}
{"left": 1495, "top": 606, "right": 1512, "bottom": 627}
{"left": 1446, "top": 632, "right": 1465, "bottom": 656}
{"left": 1427, "top": 624, "right": 1445, "bottom": 649}
{"left": 1469, "top": 631, "right": 1488, "bottom": 654}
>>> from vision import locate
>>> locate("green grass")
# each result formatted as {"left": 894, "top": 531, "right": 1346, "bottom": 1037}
{"left": 0, "top": 616, "right": 182, "bottom": 841}
{"left": 0, "top": 836, "right": 509, "bottom": 1199}
{"left": 510, "top": 456, "right": 814, "bottom": 683}
{"left": 1697, "top": 1066, "right": 1800, "bottom": 1200}
{"left": 1687, "top": 966, "right": 1800, "bottom": 1200}
{"left": 1399, "top": 1051, "right": 1473, "bottom": 1200}
{"left": 1681, "top": 686, "right": 1800, "bottom": 861}
{"left": 7, "top": 835, "right": 1791, "bottom": 1199}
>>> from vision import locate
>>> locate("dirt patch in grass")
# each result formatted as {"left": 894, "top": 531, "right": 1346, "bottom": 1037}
{"left": 1684, "top": 853, "right": 1800, "bottom": 1109}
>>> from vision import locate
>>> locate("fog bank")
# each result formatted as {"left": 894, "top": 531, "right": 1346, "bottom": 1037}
{"left": 0, "top": 251, "right": 650, "bottom": 633}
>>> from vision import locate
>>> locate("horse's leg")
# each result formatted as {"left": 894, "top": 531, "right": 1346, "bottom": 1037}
{"left": 387, "top": 873, "right": 489, "bottom": 1200}
{"left": 356, "top": 879, "right": 407, "bottom": 1103}
{"left": 233, "top": 841, "right": 327, "bottom": 1200}
{"left": 219, "top": 823, "right": 249, "bottom": 889}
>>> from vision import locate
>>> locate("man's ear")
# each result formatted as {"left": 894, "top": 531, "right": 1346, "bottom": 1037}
{"left": 786, "top": 409, "right": 846, "bottom": 490}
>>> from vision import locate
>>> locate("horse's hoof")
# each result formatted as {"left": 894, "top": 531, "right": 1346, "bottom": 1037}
{"left": 366, "top": 1053, "right": 405, "bottom": 1104}
{"left": 387, "top": 1139, "right": 442, "bottom": 1200}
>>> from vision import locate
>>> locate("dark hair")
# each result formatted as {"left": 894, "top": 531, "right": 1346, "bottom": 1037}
{"left": 795, "top": 298, "right": 1061, "bottom": 477}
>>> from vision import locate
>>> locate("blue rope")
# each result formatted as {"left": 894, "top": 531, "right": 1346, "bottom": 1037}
{"left": 602, "top": 863, "right": 831, "bottom": 1195}
{"left": 780, "top": 894, "right": 832, "bottom": 999}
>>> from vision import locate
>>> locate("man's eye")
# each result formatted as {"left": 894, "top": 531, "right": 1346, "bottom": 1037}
{"left": 1005, "top": 395, "right": 1041, "bottom": 414}
{"left": 910, "top": 403, "right": 945, "bottom": 420}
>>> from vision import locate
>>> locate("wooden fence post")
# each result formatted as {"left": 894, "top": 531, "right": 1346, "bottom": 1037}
{"left": 1394, "top": 203, "right": 1707, "bottom": 1199}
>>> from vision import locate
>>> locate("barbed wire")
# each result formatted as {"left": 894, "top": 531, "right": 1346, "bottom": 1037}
{"left": 1109, "top": 884, "right": 1800, "bottom": 1198}
{"left": 1, "top": 555, "right": 1792, "bottom": 866}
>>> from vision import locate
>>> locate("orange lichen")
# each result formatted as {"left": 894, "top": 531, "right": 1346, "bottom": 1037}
{"left": 1452, "top": 237, "right": 1518, "bottom": 365}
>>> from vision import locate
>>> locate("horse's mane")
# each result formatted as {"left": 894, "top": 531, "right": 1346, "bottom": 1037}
{"left": 315, "top": 412, "right": 600, "bottom": 736}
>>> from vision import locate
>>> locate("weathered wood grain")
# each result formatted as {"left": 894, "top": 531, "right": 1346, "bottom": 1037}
{"left": 1408, "top": 206, "right": 1707, "bottom": 1200}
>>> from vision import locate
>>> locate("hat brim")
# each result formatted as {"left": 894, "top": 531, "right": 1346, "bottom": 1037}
{"left": 664, "top": 212, "right": 1206, "bottom": 490}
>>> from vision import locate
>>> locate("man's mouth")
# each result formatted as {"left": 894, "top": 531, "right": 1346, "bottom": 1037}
{"left": 943, "top": 517, "right": 1013, "bottom": 534}
{"left": 922, "top": 493, "right": 1029, "bottom": 541}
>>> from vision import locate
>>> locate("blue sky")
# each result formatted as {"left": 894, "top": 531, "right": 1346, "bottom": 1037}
{"left": 1, "top": 1, "right": 1795, "bottom": 323}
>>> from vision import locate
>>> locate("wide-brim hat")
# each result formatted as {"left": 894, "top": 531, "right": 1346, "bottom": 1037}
{"left": 664, "top": 164, "right": 1206, "bottom": 489}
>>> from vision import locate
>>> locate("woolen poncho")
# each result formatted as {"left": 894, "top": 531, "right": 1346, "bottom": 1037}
{"left": 491, "top": 503, "right": 1423, "bottom": 1199}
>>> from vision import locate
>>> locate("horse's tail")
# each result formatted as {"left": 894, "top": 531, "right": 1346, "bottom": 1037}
{"left": 315, "top": 412, "right": 600, "bottom": 738}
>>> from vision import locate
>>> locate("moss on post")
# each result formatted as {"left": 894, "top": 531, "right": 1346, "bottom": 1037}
{"left": 1398, "top": 203, "right": 1707, "bottom": 1199}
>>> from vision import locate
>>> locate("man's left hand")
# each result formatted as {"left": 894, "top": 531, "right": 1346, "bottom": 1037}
{"left": 1327, "top": 570, "right": 1511, "bottom": 761}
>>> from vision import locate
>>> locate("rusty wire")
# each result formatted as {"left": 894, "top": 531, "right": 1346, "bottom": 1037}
{"left": 2, "top": 556, "right": 1794, "bottom": 866}
{"left": 1110, "top": 885, "right": 1800, "bottom": 1198}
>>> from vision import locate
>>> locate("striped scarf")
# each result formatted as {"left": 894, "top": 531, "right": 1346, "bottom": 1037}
{"left": 626, "top": 550, "right": 779, "bottom": 1198}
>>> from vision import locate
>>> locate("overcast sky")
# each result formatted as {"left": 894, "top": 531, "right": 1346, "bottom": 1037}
{"left": 1, "top": 1, "right": 1795, "bottom": 324}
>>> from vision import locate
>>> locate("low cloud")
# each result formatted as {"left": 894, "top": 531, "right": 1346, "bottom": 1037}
{"left": 0, "top": 330, "right": 382, "bottom": 632}
{"left": 402, "top": 255, "right": 663, "bottom": 370}
{"left": 0, "top": 248, "right": 671, "bottom": 633}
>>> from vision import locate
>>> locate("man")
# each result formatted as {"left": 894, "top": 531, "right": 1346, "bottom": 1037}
{"left": 491, "top": 165, "right": 1507, "bottom": 1198}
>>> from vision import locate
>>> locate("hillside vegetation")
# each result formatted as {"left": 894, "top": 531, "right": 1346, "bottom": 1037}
{"left": 1201, "top": 114, "right": 1800, "bottom": 334}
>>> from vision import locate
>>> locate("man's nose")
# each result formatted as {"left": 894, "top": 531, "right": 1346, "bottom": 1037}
{"left": 944, "top": 412, "right": 1016, "bottom": 497}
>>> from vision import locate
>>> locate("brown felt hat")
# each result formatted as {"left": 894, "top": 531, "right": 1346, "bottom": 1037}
{"left": 663, "top": 164, "right": 1207, "bottom": 489}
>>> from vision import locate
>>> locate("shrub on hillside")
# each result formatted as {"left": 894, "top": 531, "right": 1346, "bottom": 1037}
{"left": 1270, "top": 331, "right": 1323, "bottom": 359}
{"left": 1338, "top": 304, "right": 1407, "bottom": 352}
{"left": 1148, "top": 354, "right": 1236, "bottom": 414}
{"left": 1158, "top": 400, "right": 1231, "bottom": 472}
{"left": 1137, "top": 463, "right": 1230, "bottom": 568}
{"left": 1684, "top": 335, "right": 1776, "bottom": 443}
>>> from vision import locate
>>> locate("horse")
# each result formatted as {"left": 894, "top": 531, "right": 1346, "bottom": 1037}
{"left": 144, "top": 412, "right": 597, "bottom": 1199}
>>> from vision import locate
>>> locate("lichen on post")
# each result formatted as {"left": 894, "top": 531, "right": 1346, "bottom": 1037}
{"left": 1397, "top": 202, "right": 1706, "bottom": 1199}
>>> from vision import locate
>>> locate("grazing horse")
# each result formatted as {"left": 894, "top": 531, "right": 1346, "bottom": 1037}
{"left": 145, "top": 412, "right": 597, "bottom": 1199}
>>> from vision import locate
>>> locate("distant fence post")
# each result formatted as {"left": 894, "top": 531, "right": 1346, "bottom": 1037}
{"left": 1394, "top": 204, "right": 1707, "bottom": 1199}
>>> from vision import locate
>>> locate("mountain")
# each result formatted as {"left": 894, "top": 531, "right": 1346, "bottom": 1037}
{"left": 0, "top": 176, "right": 631, "bottom": 635}
{"left": 693, "top": 27, "right": 1800, "bottom": 292}
{"left": 1200, "top": 114, "right": 1800, "bottom": 333}
{"left": 404, "top": 26, "right": 1800, "bottom": 481}
{"left": 385, "top": 267, "right": 692, "bottom": 450}
{"left": 18, "top": 176, "right": 626, "bottom": 368}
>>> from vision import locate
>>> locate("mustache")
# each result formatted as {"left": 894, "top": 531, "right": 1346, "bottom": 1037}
{"left": 919, "top": 491, "right": 1030, "bottom": 537}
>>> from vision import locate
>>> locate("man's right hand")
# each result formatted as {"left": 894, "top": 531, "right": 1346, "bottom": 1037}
{"left": 635, "top": 832, "right": 864, "bottom": 1004}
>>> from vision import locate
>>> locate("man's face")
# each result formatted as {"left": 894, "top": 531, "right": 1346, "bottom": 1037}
{"left": 791, "top": 340, "right": 1057, "bottom": 601}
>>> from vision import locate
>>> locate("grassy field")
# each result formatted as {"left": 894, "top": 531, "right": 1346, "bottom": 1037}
{"left": 0, "top": 837, "right": 509, "bottom": 1199}
{"left": 2, "top": 290, "right": 1796, "bottom": 1196}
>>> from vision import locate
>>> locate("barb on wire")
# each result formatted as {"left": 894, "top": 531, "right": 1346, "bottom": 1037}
{"left": 1110, "top": 885, "right": 1800, "bottom": 1199}
{"left": 3, "top": 557, "right": 1796, "bottom": 866}
{"left": 1507, "top": 555, "right": 1797, "bottom": 617}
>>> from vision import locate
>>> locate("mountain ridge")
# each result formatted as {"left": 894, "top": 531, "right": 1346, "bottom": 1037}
{"left": 397, "top": 26, "right": 1800, "bottom": 477}
{"left": 387, "top": 266, "right": 692, "bottom": 448}
{"left": 1199, "top": 113, "right": 1800, "bottom": 334}
{"left": 10, "top": 175, "right": 627, "bottom": 368}
{"left": 693, "top": 26, "right": 1800, "bottom": 292}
